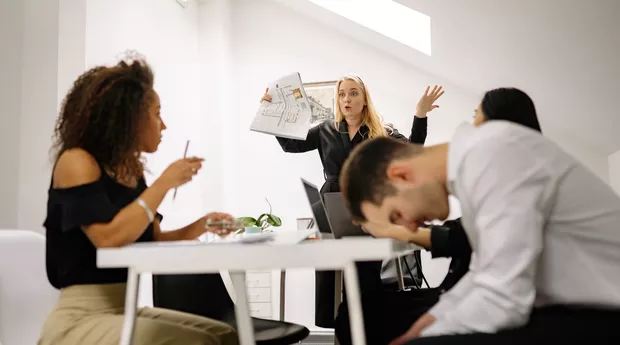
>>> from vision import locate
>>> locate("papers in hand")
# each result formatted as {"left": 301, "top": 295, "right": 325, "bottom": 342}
{"left": 251, "top": 72, "right": 313, "bottom": 140}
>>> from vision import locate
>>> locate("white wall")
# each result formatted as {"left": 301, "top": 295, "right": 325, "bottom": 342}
{"left": 58, "top": 0, "right": 88, "bottom": 111}
{"left": 0, "top": 0, "right": 23, "bottom": 229}
{"left": 222, "top": 0, "right": 476, "bottom": 328}
{"left": 196, "top": 0, "right": 233, "bottom": 212}
{"left": 17, "top": 0, "right": 60, "bottom": 232}
{"left": 0, "top": 0, "right": 87, "bottom": 233}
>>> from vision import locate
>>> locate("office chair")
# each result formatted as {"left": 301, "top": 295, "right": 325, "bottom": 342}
{"left": 153, "top": 273, "right": 309, "bottom": 345}
{"left": 0, "top": 230, "right": 59, "bottom": 345}
{"left": 380, "top": 251, "right": 425, "bottom": 291}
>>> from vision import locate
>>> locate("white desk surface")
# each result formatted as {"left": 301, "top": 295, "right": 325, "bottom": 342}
{"left": 97, "top": 230, "right": 420, "bottom": 273}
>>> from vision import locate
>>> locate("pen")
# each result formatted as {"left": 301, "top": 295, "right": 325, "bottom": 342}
{"left": 172, "top": 139, "right": 190, "bottom": 201}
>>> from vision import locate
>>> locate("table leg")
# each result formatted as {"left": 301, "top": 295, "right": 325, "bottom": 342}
{"left": 334, "top": 270, "right": 343, "bottom": 318}
{"left": 396, "top": 257, "right": 406, "bottom": 291}
{"left": 230, "top": 271, "right": 256, "bottom": 345}
{"left": 120, "top": 268, "right": 140, "bottom": 345}
{"left": 343, "top": 262, "right": 366, "bottom": 345}
{"left": 279, "top": 270, "right": 286, "bottom": 321}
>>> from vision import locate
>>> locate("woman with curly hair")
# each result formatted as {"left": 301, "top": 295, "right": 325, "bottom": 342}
{"left": 38, "top": 56, "right": 239, "bottom": 345}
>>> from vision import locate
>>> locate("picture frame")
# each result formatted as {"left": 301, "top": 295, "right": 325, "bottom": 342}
{"left": 303, "top": 80, "right": 338, "bottom": 126}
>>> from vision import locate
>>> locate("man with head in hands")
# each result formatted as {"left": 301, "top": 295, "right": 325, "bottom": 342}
{"left": 340, "top": 120, "right": 620, "bottom": 344}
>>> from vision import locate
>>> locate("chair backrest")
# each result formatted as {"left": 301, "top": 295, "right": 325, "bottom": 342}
{"left": 0, "top": 230, "right": 59, "bottom": 345}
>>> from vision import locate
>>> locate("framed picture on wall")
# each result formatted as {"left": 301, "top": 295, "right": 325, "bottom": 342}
{"left": 303, "top": 80, "right": 338, "bottom": 126}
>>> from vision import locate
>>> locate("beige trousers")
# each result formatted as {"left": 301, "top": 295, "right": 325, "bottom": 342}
{"left": 38, "top": 283, "right": 239, "bottom": 345}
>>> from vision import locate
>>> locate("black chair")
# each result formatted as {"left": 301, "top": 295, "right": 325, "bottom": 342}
{"left": 380, "top": 251, "right": 425, "bottom": 291}
{"left": 152, "top": 273, "right": 309, "bottom": 345}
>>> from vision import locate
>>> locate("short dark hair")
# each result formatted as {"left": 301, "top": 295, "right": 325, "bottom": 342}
{"left": 481, "top": 87, "right": 542, "bottom": 133}
{"left": 340, "top": 137, "right": 422, "bottom": 222}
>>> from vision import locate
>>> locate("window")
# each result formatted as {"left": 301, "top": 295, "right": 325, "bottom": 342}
{"left": 307, "top": 0, "right": 432, "bottom": 55}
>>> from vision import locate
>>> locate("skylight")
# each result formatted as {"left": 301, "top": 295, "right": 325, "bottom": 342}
{"left": 306, "top": 0, "right": 432, "bottom": 56}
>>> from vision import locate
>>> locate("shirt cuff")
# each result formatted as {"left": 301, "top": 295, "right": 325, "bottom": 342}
{"left": 420, "top": 319, "right": 451, "bottom": 337}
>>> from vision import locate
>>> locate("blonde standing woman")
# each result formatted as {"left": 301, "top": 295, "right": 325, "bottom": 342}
{"left": 260, "top": 73, "right": 444, "bottom": 334}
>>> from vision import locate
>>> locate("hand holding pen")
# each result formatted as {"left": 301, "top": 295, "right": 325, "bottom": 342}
{"left": 158, "top": 156, "right": 203, "bottom": 192}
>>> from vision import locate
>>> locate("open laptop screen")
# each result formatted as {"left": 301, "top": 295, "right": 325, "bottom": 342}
{"left": 301, "top": 178, "right": 333, "bottom": 234}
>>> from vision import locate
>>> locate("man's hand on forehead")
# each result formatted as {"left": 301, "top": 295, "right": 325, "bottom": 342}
{"left": 360, "top": 220, "right": 419, "bottom": 242}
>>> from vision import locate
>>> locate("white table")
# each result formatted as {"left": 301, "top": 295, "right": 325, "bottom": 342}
{"left": 97, "top": 232, "right": 419, "bottom": 345}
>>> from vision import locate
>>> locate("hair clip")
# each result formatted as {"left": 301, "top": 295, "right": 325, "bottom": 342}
{"left": 115, "top": 49, "right": 146, "bottom": 65}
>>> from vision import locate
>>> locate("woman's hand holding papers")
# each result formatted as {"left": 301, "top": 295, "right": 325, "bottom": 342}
{"left": 260, "top": 88, "right": 272, "bottom": 103}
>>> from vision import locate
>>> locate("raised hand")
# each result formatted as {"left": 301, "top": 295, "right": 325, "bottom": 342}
{"left": 416, "top": 85, "right": 444, "bottom": 118}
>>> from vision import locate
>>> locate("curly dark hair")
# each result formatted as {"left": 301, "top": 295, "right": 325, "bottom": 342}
{"left": 52, "top": 59, "right": 155, "bottom": 179}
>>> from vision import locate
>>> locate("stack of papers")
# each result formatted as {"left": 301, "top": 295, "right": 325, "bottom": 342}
{"left": 250, "top": 72, "right": 313, "bottom": 140}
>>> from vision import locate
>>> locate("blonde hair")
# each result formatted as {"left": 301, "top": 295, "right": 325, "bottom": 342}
{"left": 334, "top": 74, "right": 387, "bottom": 139}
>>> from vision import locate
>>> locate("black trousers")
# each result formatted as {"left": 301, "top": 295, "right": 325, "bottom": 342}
{"left": 335, "top": 288, "right": 439, "bottom": 345}
{"left": 315, "top": 261, "right": 383, "bottom": 328}
{"left": 407, "top": 306, "right": 620, "bottom": 345}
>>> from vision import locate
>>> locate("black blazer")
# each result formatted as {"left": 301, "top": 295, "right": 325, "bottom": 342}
{"left": 276, "top": 117, "right": 428, "bottom": 194}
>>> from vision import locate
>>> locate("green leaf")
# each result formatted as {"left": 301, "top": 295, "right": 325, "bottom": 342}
{"left": 238, "top": 198, "right": 282, "bottom": 231}
{"left": 237, "top": 217, "right": 257, "bottom": 227}
{"left": 265, "top": 214, "right": 282, "bottom": 227}
{"left": 256, "top": 213, "right": 268, "bottom": 224}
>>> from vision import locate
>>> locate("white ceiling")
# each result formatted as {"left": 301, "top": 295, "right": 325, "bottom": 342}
{"left": 271, "top": 0, "right": 620, "bottom": 154}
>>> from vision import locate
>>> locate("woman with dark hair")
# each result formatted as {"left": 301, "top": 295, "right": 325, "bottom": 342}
{"left": 39, "top": 55, "right": 239, "bottom": 345}
{"left": 419, "top": 87, "right": 543, "bottom": 263}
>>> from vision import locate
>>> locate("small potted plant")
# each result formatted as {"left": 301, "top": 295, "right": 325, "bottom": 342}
{"left": 237, "top": 198, "right": 282, "bottom": 234}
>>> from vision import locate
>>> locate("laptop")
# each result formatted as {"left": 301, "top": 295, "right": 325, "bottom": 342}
{"left": 301, "top": 178, "right": 367, "bottom": 238}
{"left": 301, "top": 178, "right": 334, "bottom": 234}
{"left": 323, "top": 192, "right": 368, "bottom": 238}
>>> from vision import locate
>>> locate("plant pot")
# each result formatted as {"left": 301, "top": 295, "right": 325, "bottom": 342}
{"left": 244, "top": 226, "right": 262, "bottom": 234}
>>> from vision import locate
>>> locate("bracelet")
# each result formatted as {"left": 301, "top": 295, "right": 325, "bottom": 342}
{"left": 136, "top": 197, "right": 155, "bottom": 223}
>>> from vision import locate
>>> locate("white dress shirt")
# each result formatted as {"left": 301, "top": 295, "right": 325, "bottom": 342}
{"left": 422, "top": 121, "right": 620, "bottom": 336}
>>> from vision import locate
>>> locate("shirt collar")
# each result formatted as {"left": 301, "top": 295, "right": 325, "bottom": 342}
{"left": 340, "top": 120, "right": 370, "bottom": 139}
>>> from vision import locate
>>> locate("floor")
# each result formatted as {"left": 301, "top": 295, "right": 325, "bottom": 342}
{"left": 301, "top": 330, "right": 335, "bottom": 344}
